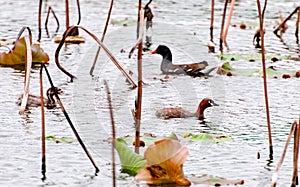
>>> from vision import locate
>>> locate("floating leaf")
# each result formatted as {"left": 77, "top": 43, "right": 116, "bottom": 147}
{"left": 0, "top": 37, "right": 49, "bottom": 66}
{"left": 111, "top": 19, "right": 136, "bottom": 26}
{"left": 168, "top": 132, "right": 179, "bottom": 140}
{"left": 217, "top": 53, "right": 291, "bottom": 61}
{"left": 115, "top": 138, "right": 146, "bottom": 176}
{"left": 120, "top": 135, "right": 160, "bottom": 146}
{"left": 45, "top": 135, "right": 56, "bottom": 141}
{"left": 217, "top": 62, "right": 299, "bottom": 78}
{"left": 183, "top": 133, "right": 233, "bottom": 144}
{"left": 135, "top": 139, "right": 191, "bottom": 186}
{"left": 189, "top": 174, "right": 244, "bottom": 186}
{"left": 55, "top": 137, "right": 75, "bottom": 143}
{"left": 120, "top": 133, "right": 179, "bottom": 147}
{"left": 43, "top": 135, "right": 75, "bottom": 143}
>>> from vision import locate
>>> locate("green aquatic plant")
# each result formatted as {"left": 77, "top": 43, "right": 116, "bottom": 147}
{"left": 217, "top": 53, "right": 291, "bottom": 61}
{"left": 217, "top": 62, "right": 299, "bottom": 77}
{"left": 114, "top": 138, "right": 146, "bottom": 176}
{"left": 111, "top": 19, "right": 136, "bottom": 26}
{"left": 183, "top": 133, "right": 233, "bottom": 144}
{"left": 44, "top": 135, "right": 75, "bottom": 143}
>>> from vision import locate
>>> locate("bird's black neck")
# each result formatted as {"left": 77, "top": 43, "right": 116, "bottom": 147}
{"left": 163, "top": 53, "right": 172, "bottom": 63}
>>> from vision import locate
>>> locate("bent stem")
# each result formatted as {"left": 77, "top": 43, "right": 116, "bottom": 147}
{"left": 256, "top": 0, "right": 273, "bottom": 159}
{"left": 65, "top": 0, "right": 81, "bottom": 36}
{"left": 90, "top": 0, "right": 114, "bottom": 76}
{"left": 219, "top": 0, "right": 228, "bottom": 53}
{"left": 55, "top": 25, "right": 137, "bottom": 88}
{"left": 274, "top": 7, "right": 299, "bottom": 39}
{"left": 45, "top": 6, "right": 60, "bottom": 34}
{"left": 128, "top": 9, "right": 144, "bottom": 59}
{"left": 43, "top": 65, "right": 100, "bottom": 173}
{"left": 19, "top": 27, "right": 33, "bottom": 114}
{"left": 104, "top": 80, "right": 116, "bottom": 187}
{"left": 271, "top": 122, "right": 297, "bottom": 187}
{"left": 223, "top": 0, "right": 235, "bottom": 48}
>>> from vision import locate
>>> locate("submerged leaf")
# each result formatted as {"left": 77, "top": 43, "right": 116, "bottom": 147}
{"left": 135, "top": 139, "right": 191, "bottom": 186}
{"left": 0, "top": 37, "right": 49, "bottom": 66}
{"left": 183, "top": 133, "right": 233, "bottom": 143}
{"left": 115, "top": 138, "right": 146, "bottom": 176}
{"left": 189, "top": 174, "right": 244, "bottom": 186}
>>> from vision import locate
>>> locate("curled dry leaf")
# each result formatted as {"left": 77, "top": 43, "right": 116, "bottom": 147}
{"left": 135, "top": 139, "right": 191, "bottom": 186}
{"left": 0, "top": 37, "right": 49, "bottom": 66}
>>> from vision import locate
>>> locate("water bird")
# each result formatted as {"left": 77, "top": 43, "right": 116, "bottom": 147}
{"left": 150, "top": 45, "right": 216, "bottom": 77}
{"left": 156, "top": 98, "right": 218, "bottom": 120}
{"left": 17, "top": 87, "right": 63, "bottom": 109}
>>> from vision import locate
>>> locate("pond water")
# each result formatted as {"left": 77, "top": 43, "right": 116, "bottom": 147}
{"left": 0, "top": 0, "right": 299, "bottom": 186}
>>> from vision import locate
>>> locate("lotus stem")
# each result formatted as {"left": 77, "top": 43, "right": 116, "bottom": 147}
{"left": 19, "top": 36, "right": 32, "bottom": 114}
{"left": 104, "top": 80, "right": 116, "bottom": 187}
{"left": 65, "top": 0, "right": 69, "bottom": 30}
{"left": 256, "top": 0, "right": 273, "bottom": 159}
{"left": 134, "top": 3, "right": 143, "bottom": 154}
{"left": 76, "top": 0, "right": 81, "bottom": 25}
{"left": 296, "top": 8, "right": 300, "bottom": 44}
{"left": 271, "top": 122, "right": 296, "bottom": 187}
{"left": 55, "top": 25, "right": 137, "bottom": 88}
{"left": 38, "top": 0, "right": 42, "bottom": 42}
{"left": 129, "top": 10, "right": 144, "bottom": 59}
{"left": 210, "top": 0, "right": 214, "bottom": 42}
{"left": 223, "top": 0, "right": 235, "bottom": 48}
{"left": 90, "top": 0, "right": 114, "bottom": 76}
{"left": 16, "top": 26, "right": 32, "bottom": 45}
{"left": 219, "top": 0, "right": 228, "bottom": 53}
{"left": 40, "top": 64, "right": 46, "bottom": 181}
{"left": 292, "top": 121, "right": 300, "bottom": 186}
{"left": 274, "top": 7, "right": 299, "bottom": 38}
{"left": 45, "top": 6, "right": 60, "bottom": 34}
{"left": 43, "top": 65, "right": 100, "bottom": 173}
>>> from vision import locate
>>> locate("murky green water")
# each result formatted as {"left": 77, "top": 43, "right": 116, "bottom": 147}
{"left": 0, "top": 0, "right": 299, "bottom": 186}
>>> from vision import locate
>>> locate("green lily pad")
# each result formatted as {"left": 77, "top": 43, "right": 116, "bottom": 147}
{"left": 111, "top": 19, "right": 136, "bottom": 26}
{"left": 0, "top": 37, "right": 49, "bottom": 66}
{"left": 183, "top": 133, "right": 233, "bottom": 143}
{"left": 121, "top": 135, "right": 160, "bottom": 146}
{"left": 115, "top": 138, "right": 146, "bottom": 176}
{"left": 217, "top": 53, "right": 291, "bottom": 61}
{"left": 119, "top": 132, "right": 180, "bottom": 147}
{"left": 217, "top": 62, "right": 299, "bottom": 77}
{"left": 41, "top": 135, "right": 75, "bottom": 143}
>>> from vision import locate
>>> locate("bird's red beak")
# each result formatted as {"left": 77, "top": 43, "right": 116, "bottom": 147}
{"left": 150, "top": 49, "right": 157, "bottom": 54}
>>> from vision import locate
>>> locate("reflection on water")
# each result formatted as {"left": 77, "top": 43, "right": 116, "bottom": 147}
{"left": 0, "top": 0, "right": 299, "bottom": 186}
